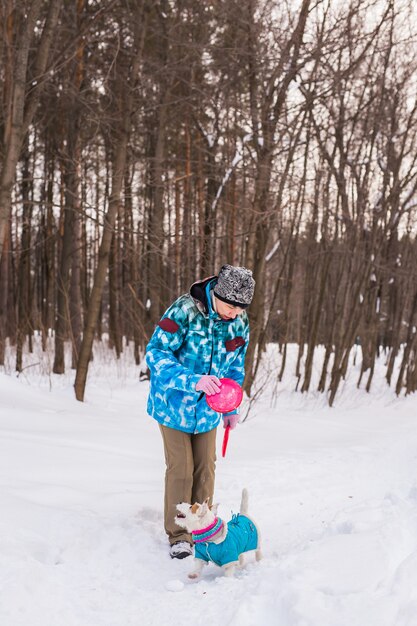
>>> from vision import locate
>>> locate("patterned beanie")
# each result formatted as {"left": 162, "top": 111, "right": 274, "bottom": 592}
{"left": 213, "top": 265, "right": 255, "bottom": 308}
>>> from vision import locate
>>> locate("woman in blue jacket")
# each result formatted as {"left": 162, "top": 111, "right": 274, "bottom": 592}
{"left": 146, "top": 264, "right": 255, "bottom": 559}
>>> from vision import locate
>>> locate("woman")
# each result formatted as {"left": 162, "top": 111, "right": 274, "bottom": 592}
{"left": 146, "top": 264, "right": 255, "bottom": 558}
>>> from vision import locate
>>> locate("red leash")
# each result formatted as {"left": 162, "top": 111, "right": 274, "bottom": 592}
{"left": 222, "top": 425, "right": 230, "bottom": 458}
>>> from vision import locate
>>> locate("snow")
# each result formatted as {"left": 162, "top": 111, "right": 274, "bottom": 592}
{"left": 265, "top": 240, "right": 281, "bottom": 262}
{"left": 211, "top": 133, "right": 254, "bottom": 213}
{"left": 2, "top": 344, "right": 417, "bottom": 626}
{"left": 165, "top": 579, "right": 185, "bottom": 592}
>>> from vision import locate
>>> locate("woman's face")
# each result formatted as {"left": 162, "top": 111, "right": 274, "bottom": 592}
{"left": 214, "top": 297, "right": 244, "bottom": 321}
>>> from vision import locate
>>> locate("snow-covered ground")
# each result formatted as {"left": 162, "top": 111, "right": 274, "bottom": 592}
{"left": 1, "top": 341, "right": 417, "bottom": 626}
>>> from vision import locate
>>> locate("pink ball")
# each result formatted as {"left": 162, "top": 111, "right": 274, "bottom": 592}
{"left": 206, "top": 378, "right": 243, "bottom": 413}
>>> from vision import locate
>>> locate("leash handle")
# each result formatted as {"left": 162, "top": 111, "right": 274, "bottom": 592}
{"left": 222, "top": 425, "right": 230, "bottom": 458}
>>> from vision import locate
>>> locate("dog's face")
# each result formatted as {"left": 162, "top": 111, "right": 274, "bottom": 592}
{"left": 175, "top": 498, "right": 218, "bottom": 532}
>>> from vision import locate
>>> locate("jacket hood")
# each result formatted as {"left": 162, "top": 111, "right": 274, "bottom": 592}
{"left": 189, "top": 275, "right": 217, "bottom": 312}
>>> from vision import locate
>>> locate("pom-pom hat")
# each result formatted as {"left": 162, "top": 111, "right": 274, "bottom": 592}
{"left": 213, "top": 264, "right": 255, "bottom": 309}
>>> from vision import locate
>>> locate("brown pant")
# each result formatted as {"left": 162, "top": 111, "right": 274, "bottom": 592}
{"left": 159, "top": 424, "right": 217, "bottom": 545}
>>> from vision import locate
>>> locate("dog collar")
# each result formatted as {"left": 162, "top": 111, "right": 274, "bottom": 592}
{"left": 192, "top": 517, "right": 224, "bottom": 543}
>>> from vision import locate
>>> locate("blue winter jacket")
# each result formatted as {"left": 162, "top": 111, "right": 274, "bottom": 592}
{"left": 194, "top": 514, "right": 259, "bottom": 566}
{"left": 145, "top": 277, "right": 250, "bottom": 434}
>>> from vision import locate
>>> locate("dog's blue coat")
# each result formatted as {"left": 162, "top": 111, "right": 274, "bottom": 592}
{"left": 194, "top": 514, "right": 258, "bottom": 566}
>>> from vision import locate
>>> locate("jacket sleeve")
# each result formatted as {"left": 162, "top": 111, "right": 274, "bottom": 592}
{"left": 222, "top": 322, "right": 250, "bottom": 387}
{"left": 221, "top": 320, "right": 250, "bottom": 417}
{"left": 145, "top": 301, "right": 201, "bottom": 393}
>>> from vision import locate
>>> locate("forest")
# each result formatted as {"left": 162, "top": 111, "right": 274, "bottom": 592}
{"left": 0, "top": 0, "right": 416, "bottom": 404}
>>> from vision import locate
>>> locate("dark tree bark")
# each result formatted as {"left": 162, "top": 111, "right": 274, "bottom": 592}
{"left": 0, "top": 0, "right": 63, "bottom": 260}
{"left": 16, "top": 146, "right": 33, "bottom": 372}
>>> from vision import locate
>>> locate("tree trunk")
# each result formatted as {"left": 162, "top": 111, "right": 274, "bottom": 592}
{"left": 53, "top": 150, "right": 77, "bottom": 373}
{"left": 16, "top": 147, "right": 33, "bottom": 372}
{"left": 74, "top": 132, "right": 129, "bottom": 400}
{"left": 53, "top": 0, "right": 84, "bottom": 373}
{"left": 74, "top": 2, "right": 147, "bottom": 400}
{"left": 0, "top": 0, "right": 63, "bottom": 260}
{"left": 70, "top": 203, "right": 82, "bottom": 369}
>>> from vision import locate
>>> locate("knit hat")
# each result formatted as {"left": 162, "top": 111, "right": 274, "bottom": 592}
{"left": 213, "top": 265, "right": 255, "bottom": 309}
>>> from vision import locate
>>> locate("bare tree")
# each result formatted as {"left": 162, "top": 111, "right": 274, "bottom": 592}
{"left": 74, "top": 0, "right": 148, "bottom": 401}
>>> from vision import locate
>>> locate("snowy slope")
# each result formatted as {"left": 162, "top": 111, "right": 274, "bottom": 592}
{"left": 1, "top": 347, "right": 417, "bottom": 626}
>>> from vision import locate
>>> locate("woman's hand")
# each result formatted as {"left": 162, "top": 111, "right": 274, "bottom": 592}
{"left": 222, "top": 412, "right": 240, "bottom": 429}
{"left": 195, "top": 375, "right": 221, "bottom": 395}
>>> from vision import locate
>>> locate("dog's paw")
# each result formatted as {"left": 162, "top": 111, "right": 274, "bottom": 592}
{"left": 223, "top": 565, "right": 236, "bottom": 577}
{"left": 188, "top": 572, "right": 200, "bottom": 580}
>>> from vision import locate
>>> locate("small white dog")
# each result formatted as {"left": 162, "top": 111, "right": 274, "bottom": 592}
{"left": 175, "top": 488, "right": 262, "bottom": 579}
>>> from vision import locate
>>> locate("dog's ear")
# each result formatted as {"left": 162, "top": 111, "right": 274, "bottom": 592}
{"left": 210, "top": 502, "right": 219, "bottom": 516}
{"left": 199, "top": 497, "right": 211, "bottom": 517}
